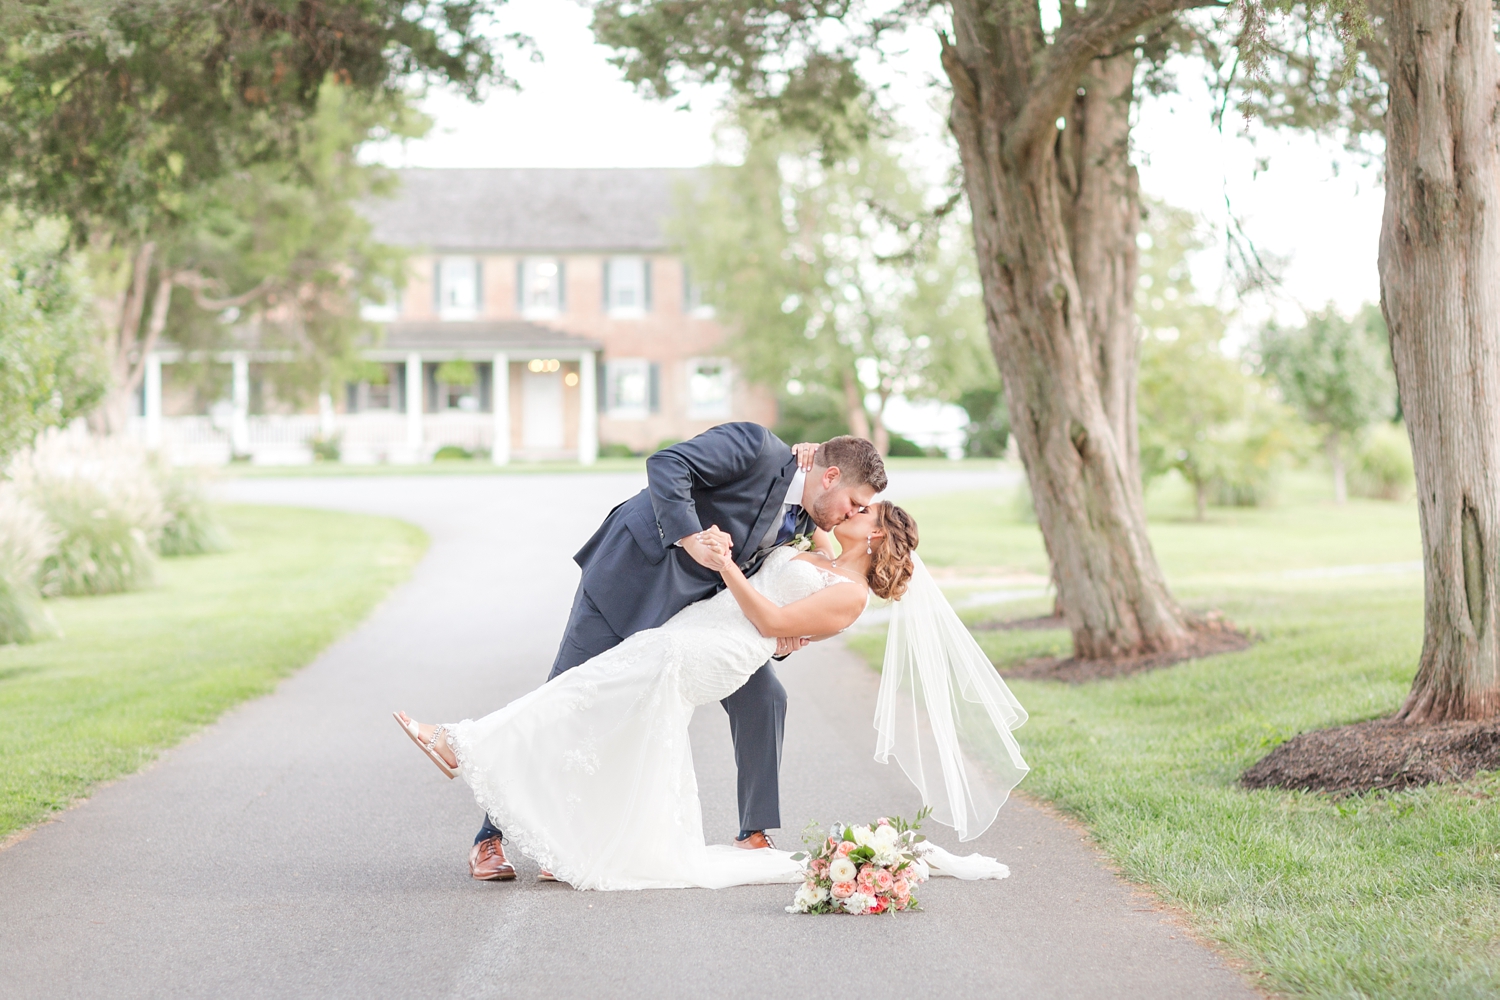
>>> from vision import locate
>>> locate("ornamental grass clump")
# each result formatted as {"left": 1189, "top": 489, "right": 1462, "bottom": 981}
{"left": 11, "top": 431, "right": 166, "bottom": 596}
{"left": 0, "top": 484, "right": 58, "bottom": 643}
{"left": 153, "top": 462, "right": 228, "bottom": 556}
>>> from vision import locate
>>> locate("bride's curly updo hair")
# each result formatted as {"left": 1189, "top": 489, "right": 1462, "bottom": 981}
{"left": 866, "top": 501, "right": 919, "bottom": 601}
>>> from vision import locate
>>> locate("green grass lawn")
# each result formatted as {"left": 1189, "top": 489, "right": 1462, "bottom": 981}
{"left": 851, "top": 472, "right": 1500, "bottom": 999}
{"left": 0, "top": 504, "right": 426, "bottom": 841}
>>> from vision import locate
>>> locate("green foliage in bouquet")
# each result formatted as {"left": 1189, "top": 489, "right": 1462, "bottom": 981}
{"left": 787, "top": 808, "right": 932, "bottom": 915}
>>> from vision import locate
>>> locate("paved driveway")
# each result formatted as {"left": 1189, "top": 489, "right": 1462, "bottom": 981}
{"left": 0, "top": 468, "right": 1255, "bottom": 999}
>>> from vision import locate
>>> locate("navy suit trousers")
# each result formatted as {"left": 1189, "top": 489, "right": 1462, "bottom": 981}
{"left": 474, "top": 583, "right": 788, "bottom": 845}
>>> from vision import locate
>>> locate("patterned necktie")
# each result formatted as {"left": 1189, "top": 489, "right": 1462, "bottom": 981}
{"left": 774, "top": 506, "right": 800, "bottom": 547}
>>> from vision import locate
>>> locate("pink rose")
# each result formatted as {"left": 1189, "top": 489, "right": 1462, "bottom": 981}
{"left": 893, "top": 877, "right": 910, "bottom": 898}
{"left": 894, "top": 897, "right": 908, "bottom": 911}
{"left": 877, "top": 817, "right": 891, "bottom": 826}
{"left": 857, "top": 865, "right": 876, "bottom": 889}
{"left": 874, "top": 869, "right": 895, "bottom": 893}
{"left": 869, "top": 895, "right": 888, "bottom": 914}
{"left": 835, "top": 841, "right": 856, "bottom": 857}
{"left": 831, "top": 881, "right": 856, "bottom": 900}
{"left": 810, "top": 858, "right": 828, "bottom": 876}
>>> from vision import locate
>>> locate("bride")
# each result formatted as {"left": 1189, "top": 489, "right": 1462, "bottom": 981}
{"left": 397, "top": 500, "right": 1029, "bottom": 891}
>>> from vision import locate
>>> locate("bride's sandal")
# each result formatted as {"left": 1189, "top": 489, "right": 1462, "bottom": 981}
{"left": 393, "top": 711, "right": 458, "bottom": 779}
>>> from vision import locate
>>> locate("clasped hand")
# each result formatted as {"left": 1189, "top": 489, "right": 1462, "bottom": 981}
{"left": 679, "top": 525, "right": 808, "bottom": 658}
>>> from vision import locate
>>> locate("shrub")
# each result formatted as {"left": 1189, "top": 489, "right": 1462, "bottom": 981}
{"left": 886, "top": 432, "right": 926, "bottom": 457}
{"left": 1350, "top": 423, "right": 1415, "bottom": 500}
{"left": 958, "top": 387, "right": 1010, "bottom": 457}
{"left": 310, "top": 433, "right": 341, "bottom": 462}
{"left": 11, "top": 431, "right": 166, "bottom": 596}
{"left": 0, "top": 484, "right": 58, "bottom": 643}
{"left": 598, "top": 442, "right": 637, "bottom": 458}
{"left": 433, "top": 444, "right": 473, "bottom": 461}
{"left": 153, "top": 463, "right": 229, "bottom": 556}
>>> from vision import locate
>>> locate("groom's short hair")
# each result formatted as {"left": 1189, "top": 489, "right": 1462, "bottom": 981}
{"left": 814, "top": 436, "right": 888, "bottom": 492}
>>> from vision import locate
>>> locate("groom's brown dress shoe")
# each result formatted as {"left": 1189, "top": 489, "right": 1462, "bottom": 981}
{"left": 470, "top": 837, "right": 517, "bottom": 880}
{"left": 734, "top": 831, "right": 775, "bottom": 850}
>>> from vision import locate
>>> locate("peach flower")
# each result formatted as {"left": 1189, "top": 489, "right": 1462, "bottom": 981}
{"left": 831, "top": 881, "right": 856, "bottom": 900}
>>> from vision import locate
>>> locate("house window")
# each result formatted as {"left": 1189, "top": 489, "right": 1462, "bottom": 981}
{"left": 436, "top": 257, "right": 481, "bottom": 320}
{"left": 519, "top": 258, "right": 564, "bottom": 317}
{"left": 604, "top": 256, "right": 651, "bottom": 316}
{"left": 605, "top": 359, "right": 658, "bottom": 419}
{"left": 686, "top": 358, "right": 732, "bottom": 419}
{"left": 682, "top": 263, "right": 715, "bottom": 318}
{"left": 360, "top": 282, "right": 402, "bottom": 322}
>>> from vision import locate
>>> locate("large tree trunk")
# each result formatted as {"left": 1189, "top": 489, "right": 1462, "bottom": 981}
{"left": 1379, "top": 0, "right": 1500, "bottom": 722}
{"left": 941, "top": 5, "right": 1191, "bottom": 660}
{"left": 1060, "top": 50, "right": 1144, "bottom": 493}
{"left": 841, "top": 369, "right": 872, "bottom": 441}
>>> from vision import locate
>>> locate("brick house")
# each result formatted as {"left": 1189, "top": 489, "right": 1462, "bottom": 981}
{"left": 136, "top": 168, "right": 774, "bottom": 464}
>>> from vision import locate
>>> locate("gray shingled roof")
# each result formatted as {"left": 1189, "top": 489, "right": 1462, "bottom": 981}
{"left": 365, "top": 168, "right": 699, "bottom": 252}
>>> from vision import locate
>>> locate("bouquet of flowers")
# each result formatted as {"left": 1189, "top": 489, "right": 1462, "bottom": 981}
{"left": 786, "top": 808, "right": 932, "bottom": 915}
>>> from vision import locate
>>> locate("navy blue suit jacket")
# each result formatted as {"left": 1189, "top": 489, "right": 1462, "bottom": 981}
{"left": 572, "top": 422, "right": 800, "bottom": 637}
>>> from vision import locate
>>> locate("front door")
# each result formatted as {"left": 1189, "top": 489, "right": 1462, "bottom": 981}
{"left": 522, "top": 370, "right": 564, "bottom": 450}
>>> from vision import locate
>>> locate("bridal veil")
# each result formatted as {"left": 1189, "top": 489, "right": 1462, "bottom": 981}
{"left": 874, "top": 553, "right": 1030, "bottom": 841}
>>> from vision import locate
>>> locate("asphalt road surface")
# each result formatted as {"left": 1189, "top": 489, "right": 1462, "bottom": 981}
{"left": 0, "top": 468, "right": 1257, "bottom": 999}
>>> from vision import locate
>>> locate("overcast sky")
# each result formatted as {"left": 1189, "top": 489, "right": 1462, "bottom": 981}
{"left": 366, "top": 0, "right": 1385, "bottom": 441}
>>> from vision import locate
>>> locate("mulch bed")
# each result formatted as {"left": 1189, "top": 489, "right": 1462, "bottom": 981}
{"left": 997, "top": 616, "right": 1252, "bottom": 684}
{"left": 1241, "top": 717, "right": 1500, "bottom": 795}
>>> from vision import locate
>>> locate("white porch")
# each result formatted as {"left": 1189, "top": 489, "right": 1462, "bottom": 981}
{"left": 134, "top": 338, "right": 600, "bottom": 466}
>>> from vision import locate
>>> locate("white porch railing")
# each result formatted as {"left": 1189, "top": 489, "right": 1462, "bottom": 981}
{"left": 129, "top": 411, "right": 505, "bottom": 465}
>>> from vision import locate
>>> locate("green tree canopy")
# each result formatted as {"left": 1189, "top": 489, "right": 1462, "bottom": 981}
{"left": 1136, "top": 201, "right": 1298, "bottom": 518}
{"left": 674, "top": 112, "right": 994, "bottom": 454}
{"left": 1257, "top": 302, "right": 1395, "bottom": 503}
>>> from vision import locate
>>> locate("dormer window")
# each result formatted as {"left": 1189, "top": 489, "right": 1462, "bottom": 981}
{"left": 436, "top": 257, "right": 481, "bottom": 320}
{"left": 519, "top": 258, "right": 564, "bottom": 317}
{"left": 604, "top": 256, "right": 651, "bottom": 317}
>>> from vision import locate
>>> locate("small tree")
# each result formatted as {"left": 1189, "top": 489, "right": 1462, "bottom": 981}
{"left": 676, "top": 115, "right": 993, "bottom": 453}
{"left": 1257, "top": 304, "right": 1395, "bottom": 504}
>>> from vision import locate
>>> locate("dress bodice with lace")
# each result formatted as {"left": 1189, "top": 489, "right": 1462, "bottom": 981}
{"left": 445, "top": 547, "right": 855, "bottom": 890}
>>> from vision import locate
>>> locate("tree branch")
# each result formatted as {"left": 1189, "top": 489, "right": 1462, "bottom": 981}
{"left": 175, "top": 271, "right": 273, "bottom": 311}
{"left": 1007, "top": 0, "right": 1226, "bottom": 164}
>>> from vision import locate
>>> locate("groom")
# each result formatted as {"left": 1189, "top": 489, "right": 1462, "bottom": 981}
{"left": 469, "top": 424, "right": 887, "bottom": 880}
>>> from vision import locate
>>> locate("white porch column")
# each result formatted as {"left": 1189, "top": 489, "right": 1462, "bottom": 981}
{"left": 490, "top": 352, "right": 510, "bottom": 465}
{"left": 230, "top": 352, "right": 250, "bottom": 457}
{"left": 318, "top": 391, "right": 335, "bottom": 437}
{"left": 143, "top": 353, "right": 163, "bottom": 450}
{"left": 578, "top": 350, "right": 598, "bottom": 466}
{"left": 405, "top": 352, "right": 423, "bottom": 457}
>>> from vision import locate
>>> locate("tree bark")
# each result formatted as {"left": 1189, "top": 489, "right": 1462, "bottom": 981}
{"left": 842, "top": 369, "right": 872, "bottom": 441}
{"left": 1379, "top": 0, "right": 1500, "bottom": 722}
{"left": 1059, "top": 50, "right": 1144, "bottom": 492}
{"left": 1326, "top": 430, "right": 1348, "bottom": 505}
{"left": 941, "top": 4, "right": 1191, "bottom": 659}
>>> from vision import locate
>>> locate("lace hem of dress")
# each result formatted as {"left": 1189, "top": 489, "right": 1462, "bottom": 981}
{"left": 445, "top": 720, "right": 668, "bottom": 891}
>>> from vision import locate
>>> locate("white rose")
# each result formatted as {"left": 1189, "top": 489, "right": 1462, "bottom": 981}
{"left": 794, "top": 881, "right": 829, "bottom": 910}
{"left": 851, "top": 825, "right": 876, "bottom": 848}
{"left": 828, "top": 857, "right": 858, "bottom": 883}
{"left": 874, "top": 824, "right": 900, "bottom": 848}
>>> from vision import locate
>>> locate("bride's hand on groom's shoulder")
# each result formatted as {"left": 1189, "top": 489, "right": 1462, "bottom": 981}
{"left": 791, "top": 442, "right": 818, "bottom": 471}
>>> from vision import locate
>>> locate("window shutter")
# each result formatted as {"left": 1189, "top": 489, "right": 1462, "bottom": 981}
{"left": 557, "top": 260, "right": 567, "bottom": 312}
{"left": 642, "top": 259, "right": 653, "bottom": 312}
{"left": 602, "top": 259, "right": 611, "bottom": 310}
{"left": 515, "top": 259, "right": 525, "bottom": 313}
{"left": 596, "top": 355, "right": 608, "bottom": 412}
{"left": 474, "top": 259, "right": 484, "bottom": 314}
{"left": 433, "top": 259, "right": 443, "bottom": 313}
{"left": 649, "top": 362, "right": 661, "bottom": 414}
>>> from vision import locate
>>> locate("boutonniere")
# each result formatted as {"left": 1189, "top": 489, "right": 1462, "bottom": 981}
{"left": 789, "top": 532, "right": 815, "bottom": 552}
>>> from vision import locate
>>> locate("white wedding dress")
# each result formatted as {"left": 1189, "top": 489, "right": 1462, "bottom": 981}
{"left": 447, "top": 547, "right": 1009, "bottom": 890}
